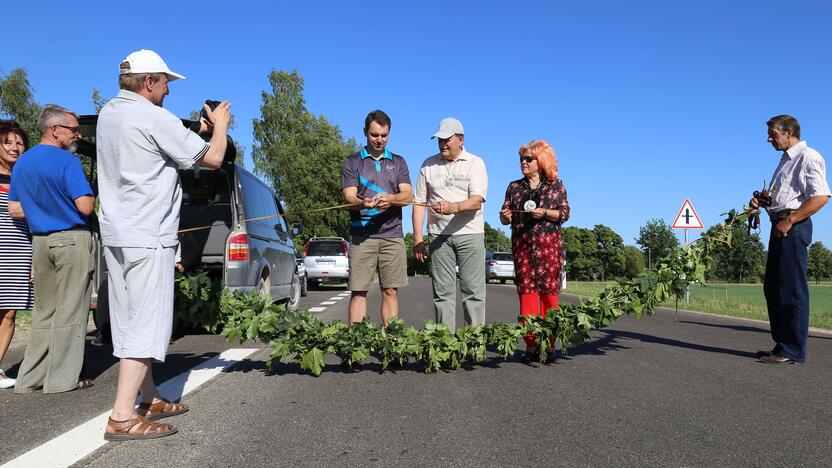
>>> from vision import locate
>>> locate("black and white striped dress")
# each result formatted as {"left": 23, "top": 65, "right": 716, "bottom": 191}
{"left": 0, "top": 174, "right": 33, "bottom": 310}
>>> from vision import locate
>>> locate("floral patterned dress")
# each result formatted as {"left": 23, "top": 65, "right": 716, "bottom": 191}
{"left": 501, "top": 177, "right": 570, "bottom": 295}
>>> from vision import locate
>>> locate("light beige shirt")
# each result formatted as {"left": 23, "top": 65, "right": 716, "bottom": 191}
{"left": 768, "top": 141, "right": 831, "bottom": 213}
{"left": 414, "top": 149, "right": 488, "bottom": 235}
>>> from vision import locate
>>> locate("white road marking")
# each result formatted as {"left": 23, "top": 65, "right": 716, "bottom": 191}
{"left": 309, "top": 307, "right": 327, "bottom": 312}
{"left": 338, "top": 292, "right": 350, "bottom": 297}
{"left": 330, "top": 296, "right": 345, "bottom": 301}
{"left": 1, "top": 348, "right": 257, "bottom": 468}
{"left": 321, "top": 301, "right": 336, "bottom": 305}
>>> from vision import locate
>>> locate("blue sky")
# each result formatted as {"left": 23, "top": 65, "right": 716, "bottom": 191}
{"left": 4, "top": 1, "right": 832, "bottom": 248}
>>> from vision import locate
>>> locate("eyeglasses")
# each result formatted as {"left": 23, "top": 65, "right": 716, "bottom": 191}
{"left": 55, "top": 124, "right": 81, "bottom": 134}
{"left": 520, "top": 156, "right": 535, "bottom": 163}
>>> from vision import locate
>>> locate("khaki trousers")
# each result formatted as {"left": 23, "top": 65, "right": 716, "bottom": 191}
{"left": 428, "top": 233, "right": 486, "bottom": 333}
{"left": 15, "top": 230, "right": 94, "bottom": 393}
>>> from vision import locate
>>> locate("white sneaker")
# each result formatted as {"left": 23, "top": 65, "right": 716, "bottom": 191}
{"left": 0, "top": 369, "right": 15, "bottom": 389}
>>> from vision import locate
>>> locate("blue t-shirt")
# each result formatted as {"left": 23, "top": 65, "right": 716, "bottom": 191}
{"left": 340, "top": 147, "right": 411, "bottom": 238}
{"left": 9, "top": 144, "right": 93, "bottom": 235}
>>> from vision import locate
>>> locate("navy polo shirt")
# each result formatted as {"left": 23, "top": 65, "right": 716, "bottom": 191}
{"left": 9, "top": 144, "right": 93, "bottom": 235}
{"left": 340, "top": 147, "right": 410, "bottom": 237}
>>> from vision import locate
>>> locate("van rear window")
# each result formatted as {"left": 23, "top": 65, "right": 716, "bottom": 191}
{"left": 308, "top": 242, "right": 346, "bottom": 256}
{"left": 492, "top": 253, "right": 513, "bottom": 262}
{"left": 180, "top": 167, "right": 231, "bottom": 207}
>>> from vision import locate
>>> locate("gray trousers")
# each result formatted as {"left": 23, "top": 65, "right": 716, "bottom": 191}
{"left": 428, "top": 233, "right": 486, "bottom": 333}
{"left": 15, "top": 230, "right": 94, "bottom": 393}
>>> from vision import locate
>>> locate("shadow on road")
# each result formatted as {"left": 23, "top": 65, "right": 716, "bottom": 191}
{"left": 585, "top": 328, "right": 758, "bottom": 359}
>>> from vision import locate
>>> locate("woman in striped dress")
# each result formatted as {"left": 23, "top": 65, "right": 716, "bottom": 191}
{"left": 0, "top": 122, "right": 33, "bottom": 389}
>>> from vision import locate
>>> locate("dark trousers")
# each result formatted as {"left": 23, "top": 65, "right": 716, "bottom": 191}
{"left": 763, "top": 218, "right": 812, "bottom": 362}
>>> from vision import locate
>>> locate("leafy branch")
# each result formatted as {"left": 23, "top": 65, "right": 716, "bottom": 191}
{"left": 179, "top": 206, "right": 755, "bottom": 376}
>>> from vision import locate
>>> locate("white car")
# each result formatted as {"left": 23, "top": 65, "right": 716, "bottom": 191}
{"left": 485, "top": 252, "right": 515, "bottom": 284}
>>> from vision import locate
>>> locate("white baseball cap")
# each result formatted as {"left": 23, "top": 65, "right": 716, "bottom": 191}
{"left": 431, "top": 117, "right": 464, "bottom": 139}
{"left": 119, "top": 49, "right": 185, "bottom": 81}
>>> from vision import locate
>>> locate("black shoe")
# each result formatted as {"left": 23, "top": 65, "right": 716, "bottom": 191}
{"left": 756, "top": 350, "right": 775, "bottom": 358}
{"left": 758, "top": 354, "right": 796, "bottom": 364}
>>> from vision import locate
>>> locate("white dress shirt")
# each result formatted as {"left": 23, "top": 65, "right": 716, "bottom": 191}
{"left": 768, "top": 141, "right": 831, "bottom": 213}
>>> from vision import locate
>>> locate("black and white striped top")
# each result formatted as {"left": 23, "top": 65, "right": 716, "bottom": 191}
{"left": 0, "top": 174, "right": 34, "bottom": 310}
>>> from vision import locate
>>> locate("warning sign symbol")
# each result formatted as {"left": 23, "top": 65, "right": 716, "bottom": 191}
{"left": 672, "top": 198, "right": 704, "bottom": 229}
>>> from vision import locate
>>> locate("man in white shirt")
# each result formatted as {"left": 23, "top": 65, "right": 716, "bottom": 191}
{"left": 412, "top": 117, "right": 488, "bottom": 332}
{"left": 752, "top": 115, "right": 830, "bottom": 364}
{"left": 97, "top": 49, "right": 232, "bottom": 440}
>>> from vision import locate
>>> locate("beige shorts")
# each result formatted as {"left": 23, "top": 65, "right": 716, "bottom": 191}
{"left": 348, "top": 236, "right": 408, "bottom": 291}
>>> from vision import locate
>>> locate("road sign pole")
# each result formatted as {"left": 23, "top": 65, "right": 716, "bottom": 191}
{"left": 684, "top": 229, "right": 690, "bottom": 304}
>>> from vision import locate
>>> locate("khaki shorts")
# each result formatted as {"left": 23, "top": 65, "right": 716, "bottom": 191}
{"left": 348, "top": 236, "right": 408, "bottom": 291}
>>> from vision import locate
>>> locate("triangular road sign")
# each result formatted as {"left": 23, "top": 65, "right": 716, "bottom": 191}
{"left": 672, "top": 198, "right": 704, "bottom": 229}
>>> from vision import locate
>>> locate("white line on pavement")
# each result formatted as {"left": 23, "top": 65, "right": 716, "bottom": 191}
{"left": 338, "top": 292, "right": 350, "bottom": 297}
{"left": 330, "top": 296, "right": 344, "bottom": 301}
{"left": 321, "top": 301, "right": 336, "bottom": 305}
{"left": 309, "top": 307, "right": 327, "bottom": 312}
{"left": 1, "top": 348, "right": 257, "bottom": 468}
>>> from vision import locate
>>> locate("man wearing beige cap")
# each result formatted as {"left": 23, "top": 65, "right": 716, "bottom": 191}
{"left": 97, "top": 49, "right": 231, "bottom": 440}
{"left": 413, "top": 117, "right": 488, "bottom": 332}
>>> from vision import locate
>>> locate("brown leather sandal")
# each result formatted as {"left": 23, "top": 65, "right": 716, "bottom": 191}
{"left": 104, "top": 416, "right": 177, "bottom": 441}
{"left": 137, "top": 399, "right": 190, "bottom": 421}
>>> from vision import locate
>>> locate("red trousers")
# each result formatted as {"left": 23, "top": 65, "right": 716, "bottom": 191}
{"left": 519, "top": 293, "right": 559, "bottom": 349}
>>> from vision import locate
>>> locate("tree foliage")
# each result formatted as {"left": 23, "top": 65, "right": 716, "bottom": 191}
{"left": 808, "top": 241, "right": 832, "bottom": 284}
{"left": 0, "top": 68, "right": 40, "bottom": 142}
{"left": 562, "top": 226, "right": 601, "bottom": 281}
{"left": 635, "top": 218, "right": 679, "bottom": 268}
{"left": 484, "top": 222, "right": 512, "bottom": 253}
{"left": 593, "top": 224, "right": 626, "bottom": 281}
{"left": 703, "top": 224, "right": 765, "bottom": 282}
{"left": 622, "top": 245, "right": 645, "bottom": 279}
{"left": 252, "top": 70, "right": 357, "bottom": 244}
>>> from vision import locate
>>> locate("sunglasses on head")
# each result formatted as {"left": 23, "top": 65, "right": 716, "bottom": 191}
{"left": 520, "top": 156, "right": 535, "bottom": 163}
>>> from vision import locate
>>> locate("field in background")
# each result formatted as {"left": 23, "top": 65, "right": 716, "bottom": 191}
{"left": 564, "top": 282, "right": 832, "bottom": 330}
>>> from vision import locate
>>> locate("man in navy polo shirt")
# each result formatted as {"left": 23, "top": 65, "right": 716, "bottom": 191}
{"left": 8, "top": 104, "right": 95, "bottom": 393}
{"left": 340, "top": 110, "right": 412, "bottom": 325}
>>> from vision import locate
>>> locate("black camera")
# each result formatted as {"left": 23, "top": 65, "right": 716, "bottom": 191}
{"left": 199, "top": 100, "right": 221, "bottom": 123}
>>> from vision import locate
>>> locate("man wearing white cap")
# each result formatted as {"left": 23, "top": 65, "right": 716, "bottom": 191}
{"left": 96, "top": 49, "right": 232, "bottom": 440}
{"left": 413, "top": 117, "right": 488, "bottom": 332}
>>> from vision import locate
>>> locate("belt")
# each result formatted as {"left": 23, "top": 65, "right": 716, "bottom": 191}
{"left": 769, "top": 209, "right": 793, "bottom": 223}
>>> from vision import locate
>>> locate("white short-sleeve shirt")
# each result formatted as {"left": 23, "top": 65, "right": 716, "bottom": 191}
{"left": 768, "top": 141, "right": 832, "bottom": 213}
{"left": 413, "top": 149, "right": 488, "bottom": 235}
{"left": 96, "top": 90, "right": 209, "bottom": 248}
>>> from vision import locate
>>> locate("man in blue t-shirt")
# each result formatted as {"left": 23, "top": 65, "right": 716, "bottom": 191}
{"left": 8, "top": 104, "right": 95, "bottom": 394}
{"left": 340, "top": 110, "right": 412, "bottom": 325}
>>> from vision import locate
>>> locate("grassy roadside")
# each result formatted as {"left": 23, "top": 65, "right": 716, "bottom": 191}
{"left": 563, "top": 281, "right": 832, "bottom": 330}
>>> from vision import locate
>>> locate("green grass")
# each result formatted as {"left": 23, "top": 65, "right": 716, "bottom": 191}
{"left": 564, "top": 281, "right": 832, "bottom": 330}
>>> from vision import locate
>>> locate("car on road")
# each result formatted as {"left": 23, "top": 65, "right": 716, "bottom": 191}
{"left": 303, "top": 237, "right": 350, "bottom": 289}
{"left": 486, "top": 252, "right": 515, "bottom": 283}
{"left": 296, "top": 253, "right": 308, "bottom": 297}
{"left": 75, "top": 115, "right": 304, "bottom": 337}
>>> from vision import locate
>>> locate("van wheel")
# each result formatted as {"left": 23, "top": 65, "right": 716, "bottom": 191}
{"left": 258, "top": 271, "right": 271, "bottom": 298}
{"left": 287, "top": 274, "right": 301, "bottom": 312}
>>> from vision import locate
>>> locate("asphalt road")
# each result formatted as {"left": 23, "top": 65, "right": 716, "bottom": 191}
{"left": 2, "top": 277, "right": 832, "bottom": 467}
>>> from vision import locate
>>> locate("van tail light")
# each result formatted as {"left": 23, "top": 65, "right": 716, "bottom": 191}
{"left": 342, "top": 240, "right": 349, "bottom": 257}
{"left": 488, "top": 261, "right": 497, "bottom": 267}
{"left": 228, "top": 233, "right": 249, "bottom": 261}
{"left": 304, "top": 242, "right": 310, "bottom": 257}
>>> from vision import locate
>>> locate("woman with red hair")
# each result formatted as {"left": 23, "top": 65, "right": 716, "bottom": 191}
{"left": 499, "top": 139, "right": 570, "bottom": 362}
